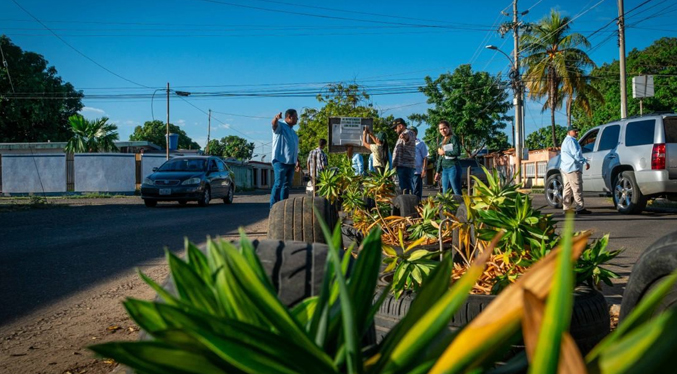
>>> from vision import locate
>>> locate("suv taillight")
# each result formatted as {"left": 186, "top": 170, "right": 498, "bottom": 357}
{"left": 652, "top": 143, "right": 666, "bottom": 170}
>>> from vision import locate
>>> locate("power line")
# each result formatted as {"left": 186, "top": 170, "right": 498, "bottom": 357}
{"left": 10, "top": 0, "right": 151, "bottom": 89}
{"left": 0, "top": 42, "right": 16, "bottom": 93}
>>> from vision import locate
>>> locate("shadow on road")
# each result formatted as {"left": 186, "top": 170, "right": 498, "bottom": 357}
{"left": 0, "top": 197, "right": 271, "bottom": 326}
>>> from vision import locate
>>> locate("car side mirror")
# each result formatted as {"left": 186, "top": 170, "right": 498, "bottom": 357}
{"left": 152, "top": 167, "right": 158, "bottom": 172}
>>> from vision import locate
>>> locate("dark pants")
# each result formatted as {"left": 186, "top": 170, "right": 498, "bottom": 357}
{"left": 412, "top": 173, "right": 423, "bottom": 200}
{"left": 396, "top": 166, "right": 414, "bottom": 195}
{"left": 270, "top": 160, "right": 295, "bottom": 208}
{"left": 441, "top": 163, "right": 462, "bottom": 195}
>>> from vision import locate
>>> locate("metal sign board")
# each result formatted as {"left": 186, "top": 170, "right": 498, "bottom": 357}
{"left": 632, "top": 75, "right": 654, "bottom": 98}
{"left": 328, "top": 117, "right": 374, "bottom": 154}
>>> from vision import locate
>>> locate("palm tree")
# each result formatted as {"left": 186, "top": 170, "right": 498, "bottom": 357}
{"left": 560, "top": 62, "right": 604, "bottom": 129}
{"left": 521, "top": 10, "right": 595, "bottom": 147}
{"left": 64, "top": 115, "right": 119, "bottom": 153}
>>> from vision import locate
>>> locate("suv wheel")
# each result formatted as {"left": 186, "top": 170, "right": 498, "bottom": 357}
{"left": 198, "top": 186, "right": 211, "bottom": 207}
{"left": 545, "top": 174, "right": 563, "bottom": 209}
{"left": 613, "top": 171, "right": 647, "bottom": 214}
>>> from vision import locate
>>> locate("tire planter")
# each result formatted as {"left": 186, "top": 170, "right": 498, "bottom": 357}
{"left": 391, "top": 194, "right": 419, "bottom": 218}
{"left": 267, "top": 196, "right": 339, "bottom": 244}
{"left": 613, "top": 171, "right": 647, "bottom": 214}
{"left": 620, "top": 230, "right": 677, "bottom": 321}
{"left": 374, "top": 285, "right": 609, "bottom": 354}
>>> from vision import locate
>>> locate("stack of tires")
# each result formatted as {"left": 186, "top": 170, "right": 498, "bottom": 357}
{"left": 267, "top": 196, "right": 339, "bottom": 244}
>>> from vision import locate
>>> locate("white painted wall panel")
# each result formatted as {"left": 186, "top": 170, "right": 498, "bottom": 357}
{"left": 74, "top": 154, "right": 136, "bottom": 192}
{"left": 1, "top": 154, "right": 66, "bottom": 193}
{"left": 141, "top": 155, "right": 168, "bottom": 179}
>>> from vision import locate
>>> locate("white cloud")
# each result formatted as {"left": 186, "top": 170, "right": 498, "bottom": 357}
{"left": 124, "top": 120, "right": 140, "bottom": 127}
{"left": 218, "top": 123, "right": 231, "bottom": 130}
{"left": 79, "top": 106, "right": 106, "bottom": 115}
{"left": 176, "top": 119, "right": 186, "bottom": 127}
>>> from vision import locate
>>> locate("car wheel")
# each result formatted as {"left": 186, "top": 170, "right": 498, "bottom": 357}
{"left": 178, "top": 201, "right": 187, "bottom": 205}
{"left": 198, "top": 186, "right": 211, "bottom": 207}
{"left": 223, "top": 186, "right": 234, "bottom": 204}
{"left": 545, "top": 174, "right": 563, "bottom": 209}
{"left": 613, "top": 171, "right": 647, "bottom": 214}
{"left": 143, "top": 199, "right": 157, "bottom": 208}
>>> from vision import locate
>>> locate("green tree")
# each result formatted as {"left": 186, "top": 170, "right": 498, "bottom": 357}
{"left": 525, "top": 125, "right": 567, "bottom": 150}
{"left": 64, "top": 115, "right": 119, "bottom": 153}
{"left": 207, "top": 135, "right": 254, "bottom": 160}
{"left": 415, "top": 64, "right": 512, "bottom": 158}
{"left": 0, "top": 35, "right": 84, "bottom": 142}
{"left": 573, "top": 37, "right": 677, "bottom": 133}
{"left": 521, "top": 10, "right": 595, "bottom": 147}
{"left": 129, "top": 120, "right": 200, "bottom": 150}
{"left": 297, "top": 83, "right": 395, "bottom": 166}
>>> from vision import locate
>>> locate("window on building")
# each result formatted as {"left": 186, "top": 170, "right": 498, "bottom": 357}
{"left": 625, "top": 119, "right": 656, "bottom": 146}
{"left": 524, "top": 163, "right": 536, "bottom": 178}
{"left": 537, "top": 162, "right": 547, "bottom": 177}
{"left": 597, "top": 125, "right": 620, "bottom": 151}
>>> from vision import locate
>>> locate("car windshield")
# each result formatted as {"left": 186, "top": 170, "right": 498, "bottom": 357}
{"left": 158, "top": 159, "right": 206, "bottom": 172}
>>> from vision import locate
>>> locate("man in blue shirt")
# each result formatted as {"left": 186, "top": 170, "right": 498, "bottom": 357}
{"left": 560, "top": 125, "right": 591, "bottom": 214}
{"left": 270, "top": 109, "right": 300, "bottom": 208}
{"left": 410, "top": 127, "right": 429, "bottom": 201}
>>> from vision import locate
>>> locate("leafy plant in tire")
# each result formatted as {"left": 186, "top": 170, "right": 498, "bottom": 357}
{"left": 471, "top": 165, "right": 520, "bottom": 210}
{"left": 383, "top": 230, "right": 437, "bottom": 298}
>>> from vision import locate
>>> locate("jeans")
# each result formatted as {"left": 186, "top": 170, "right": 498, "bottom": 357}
{"left": 396, "top": 166, "right": 414, "bottom": 195}
{"left": 270, "top": 160, "right": 295, "bottom": 208}
{"left": 412, "top": 174, "right": 423, "bottom": 200}
{"left": 441, "top": 163, "right": 462, "bottom": 195}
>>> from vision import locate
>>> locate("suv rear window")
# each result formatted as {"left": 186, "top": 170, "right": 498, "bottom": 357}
{"left": 664, "top": 117, "right": 677, "bottom": 143}
{"left": 625, "top": 119, "right": 655, "bottom": 146}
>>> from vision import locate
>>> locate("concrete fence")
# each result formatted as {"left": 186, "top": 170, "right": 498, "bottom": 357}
{"left": 1, "top": 153, "right": 256, "bottom": 194}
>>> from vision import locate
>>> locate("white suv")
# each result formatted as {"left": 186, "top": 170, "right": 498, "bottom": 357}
{"left": 544, "top": 114, "right": 677, "bottom": 214}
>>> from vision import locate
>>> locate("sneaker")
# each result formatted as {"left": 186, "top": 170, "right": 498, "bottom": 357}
{"left": 576, "top": 209, "right": 592, "bottom": 215}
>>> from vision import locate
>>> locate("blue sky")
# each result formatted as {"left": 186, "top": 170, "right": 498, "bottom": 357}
{"left": 2, "top": 0, "right": 675, "bottom": 159}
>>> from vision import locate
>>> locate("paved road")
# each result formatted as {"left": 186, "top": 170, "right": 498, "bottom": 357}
{"left": 0, "top": 192, "right": 277, "bottom": 326}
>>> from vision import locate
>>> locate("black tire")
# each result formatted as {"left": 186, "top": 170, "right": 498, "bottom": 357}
{"left": 613, "top": 171, "right": 647, "bottom": 214}
{"left": 545, "top": 173, "right": 564, "bottom": 209}
{"left": 143, "top": 199, "right": 157, "bottom": 207}
{"left": 267, "top": 196, "right": 339, "bottom": 245}
{"left": 374, "top": 286, "right": 608, "bottom": 354}
{"left": 620, "top": 231, "right": 677, "bottom": 321}
{"left": 223, "top": 186, "right": 234, "bottom": 204}
{"left": 197, "top": 186, "right": 211, "bottom": 207}
{"left": 391, "top": 194, "right": 419, "bottom": 218}
{"left": 178, "top": 201, "right": 187, "bottom": 205}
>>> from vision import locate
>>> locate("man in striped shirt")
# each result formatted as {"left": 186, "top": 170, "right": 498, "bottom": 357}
{"left": 307, "top": 138, "right": 328, "bottom": 191}
{"left": 391, "top": 118, "right": 416, "bottom": 195}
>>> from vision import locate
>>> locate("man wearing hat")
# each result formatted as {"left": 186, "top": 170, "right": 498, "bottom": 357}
{"left": 560, "top": 125, "right": 591, "bottom": 214}
{"left": 391, "top": 118, "right": 416, "bottom": 195}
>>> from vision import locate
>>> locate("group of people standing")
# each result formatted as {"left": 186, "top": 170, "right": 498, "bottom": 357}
{"left": 269, "top": 110, "right": 464, "bottom": 209}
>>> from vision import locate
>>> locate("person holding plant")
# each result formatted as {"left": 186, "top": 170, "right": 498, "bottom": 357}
{"left": 391, "top": 118, "right": 416, "bottom": 194}
{"left": 434, "top": 120, "right": 462, "bottom": 195}
{"left": 362, "top": 127, "right": 389, "bottom": 174}
{"left": 270, "top": 109, "right": 300, "bottom": 208}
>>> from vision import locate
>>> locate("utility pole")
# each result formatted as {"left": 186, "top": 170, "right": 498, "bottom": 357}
{"left": 206, "top": 109, "right": 211, "bottom": 154}
{"left": 512, "top": 0, "right": 523, "bottom": 185}
{"left": 618, "top": 0, "right": 628, "bottom": 119}
{"left": 166, "top": 82, "right": 170, "bottom": 160}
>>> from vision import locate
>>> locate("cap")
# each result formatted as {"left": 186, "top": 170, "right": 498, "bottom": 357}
{"left": 567, "top": 125, "right": 579, "bottom": 132}
{"left": 391, "top": 118, "right": 407, "bottom": 129}
{"left": 375, "top": 132, "right": 386, "bottom": 142}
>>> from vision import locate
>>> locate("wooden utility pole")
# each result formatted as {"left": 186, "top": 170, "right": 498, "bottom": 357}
{"left": 166, "top": 82, "right": 170, "bottom": 160}
{"left": 513, "top": 0, "right": 523, "bottom": 185}
{"left": 206, "top": 109, "right": 211, "bottom": 154}
{"left": 618, "top": 0, "right": 628, "bottom": 119}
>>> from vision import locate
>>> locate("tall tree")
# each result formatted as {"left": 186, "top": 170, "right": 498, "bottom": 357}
{"left": 415, "top": 64, "right": 512, "bottom": 157}
{"left": 0, "top": 35, "right": 84, "bottom": 142}
{"left": 64, "top": 115, "right": 119, "bottom": 153}
{"left": 525, "top": 125, "right": 567, "bottom": 150}
{"left": 206, "top": 135, "right": 254, "bottom": 160}
{"left": 521, "top": 10, "right": 595, "bottom": 147}
{"left": 297, "top": 83, "right": 394, "bottom": 166}
{"left": 573, "top": 37, "right": 677, "bottom": 134}
{"left": 129, "top": 120, "right": 200, "bottom": 150}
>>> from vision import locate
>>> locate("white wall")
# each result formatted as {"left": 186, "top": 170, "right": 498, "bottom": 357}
{"left": 141, "top": 154, "right": 168, "bottom": 179}
{"left": 74, "top": 153, "right": 136, "bottom": 192}
{"left": 1, "top": 154, "right": 66, "bottom": 193}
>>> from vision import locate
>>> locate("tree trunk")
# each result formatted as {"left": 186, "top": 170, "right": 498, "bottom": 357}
{"left": 549, "top": 67, "right": 558, "bottom": 148}
{"left": 567, "top": 96, "right": 573, "bottom": 130}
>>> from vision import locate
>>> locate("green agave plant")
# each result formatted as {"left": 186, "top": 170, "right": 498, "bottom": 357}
{"left": 91, "top": 215, "right": 677, "bottom": 374}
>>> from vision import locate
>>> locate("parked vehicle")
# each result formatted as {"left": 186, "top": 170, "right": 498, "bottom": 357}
{"left": 459, "top": 158, "right": 489, "bottom": 187}
{"left": 544, "top": 114, "right": 677, "bottom": 213}
{"left": 141, "top": 156, "right": 235, "bottom": 207}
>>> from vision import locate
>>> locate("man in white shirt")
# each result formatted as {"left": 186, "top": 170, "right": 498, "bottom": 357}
{"left": 560, "top": 125, "right": 591, "bottom": 215}
{"left": 410, "top": 127, "right": 428, "bottom": 201}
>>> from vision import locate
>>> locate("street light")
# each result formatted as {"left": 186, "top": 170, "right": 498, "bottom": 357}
{"left": 486, "top": 44, "right": 524, "bottom": 185}
{"left": 150, "top": 85, "right": 191, "bottom": 160}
